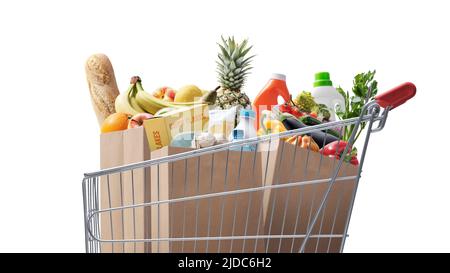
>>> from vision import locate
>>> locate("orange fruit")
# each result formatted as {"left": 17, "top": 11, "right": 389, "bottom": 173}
{"left": 101, "top": 113, "right": 131, "bottom": 133}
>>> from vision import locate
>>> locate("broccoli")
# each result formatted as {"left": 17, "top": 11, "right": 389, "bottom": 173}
{"left": 295, "top": 91, "right": 317, "bottom": 113}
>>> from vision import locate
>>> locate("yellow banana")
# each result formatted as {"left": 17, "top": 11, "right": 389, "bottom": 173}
{"left": 115, "top": 92, "right": 140, "bottom": 115}
{"left": 129, "top": 94, "right": 146, "bottom": 113}
{"left": 135, "top": 80, "right": 188, "bottom": 114}
{"left": 133, "top": 77, "right": 205, "bottom": 114}
{"left": 114, "top": 78, "right": 143, "bottom": 115}
{"left": 135, "top": 88, "right": 168, "bottom": 114}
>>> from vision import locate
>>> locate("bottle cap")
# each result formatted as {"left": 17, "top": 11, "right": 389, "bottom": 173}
{"left": 240, "top": 109, "right": 256, "bottom": 119}
{"left": 271, "top": 73, "right": 286, "bottom": 81}
{"left": 314, "top": 72, "right": 333, "bottom": 87}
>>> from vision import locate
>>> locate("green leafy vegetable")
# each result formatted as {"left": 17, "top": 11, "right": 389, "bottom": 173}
{"left": 295, "top": 91, "right": 317, "bottom": 113}
{"left": 312, "top": 103, "right": 331, "bottom": 121}
{"left": 336, "top": 70, "right": 378, "bottom": 142}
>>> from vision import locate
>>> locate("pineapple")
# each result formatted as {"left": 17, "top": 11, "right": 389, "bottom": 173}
{"left": 215, "top": 36, "right": 255, "bottom": 110}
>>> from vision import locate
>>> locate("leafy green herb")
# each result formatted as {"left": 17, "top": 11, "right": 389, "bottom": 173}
{"left": 336, "top": 70, "right": 378, "bottom": 142}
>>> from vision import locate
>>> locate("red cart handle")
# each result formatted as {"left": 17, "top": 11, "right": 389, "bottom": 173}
{"left": 375, "top": 82, "right": 416, "bottom": 110}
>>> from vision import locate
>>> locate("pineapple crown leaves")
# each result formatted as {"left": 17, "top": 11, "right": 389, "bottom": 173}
{"left": 216, "top": 35, "right": 255, "bottom": 91}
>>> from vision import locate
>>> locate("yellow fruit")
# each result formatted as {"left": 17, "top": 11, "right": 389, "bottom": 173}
{"left": 272, "top": 125, "right": 286, "bottom": 133}
{"left": 258, "top": 120, "right": 287, "bottom": 141}
{"left": 263, "top": 119, "right": 281, "bottom": 130}
{"left": 263, "top": 120, "right": 285, "bottom": 133}
{"left": 257, "top": 127, "right": 265, "bottom": 136}
{"left": 101, "top": 112, "right": 131, "bottom": 133}
{"left": 174, "top": 85, "right": 203, "bottom": 103}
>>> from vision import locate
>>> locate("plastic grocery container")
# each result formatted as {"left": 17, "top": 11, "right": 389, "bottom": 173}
{"left": 253, "top": 73, "right": 291, "bottom": 129}
{"left": 229, "top": 109, "right": 257, "bottom": 151}
{"left": 311, "top": 72, "right": 345, "bottom": 121}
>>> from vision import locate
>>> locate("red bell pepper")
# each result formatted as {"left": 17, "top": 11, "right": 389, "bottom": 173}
{"left": 321, "top": 140, "right": 348, "bottom": 156}
{"left": 320, "top": 140, "right": 359, "bottom": 165}
{"left": 349, "top": 157, "right": 359, "bottom": 165}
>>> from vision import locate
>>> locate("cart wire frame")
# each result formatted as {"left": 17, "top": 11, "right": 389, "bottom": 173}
{"left": 82, "top": 82, "right": 415, "bottom": 253}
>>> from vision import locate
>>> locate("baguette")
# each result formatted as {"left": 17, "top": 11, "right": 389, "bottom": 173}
{"left": 85, "top": 53, "right": 120, "bottom": 126}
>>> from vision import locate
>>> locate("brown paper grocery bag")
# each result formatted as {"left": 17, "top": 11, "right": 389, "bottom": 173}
{"left": 98, "top": 128, "right": 357, "bottom": 253}
{"left": 261, "top": 141, "right": 358, "bottom": 253}
{"left": 150, "top": 146, "right": 267, "bottom": 253}
{"left": 99, "top": 127, "right": 151, "bottom": 253}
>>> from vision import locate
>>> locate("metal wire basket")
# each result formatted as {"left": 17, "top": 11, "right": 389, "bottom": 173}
{"left": 82, "top": 83, "right": 415, "bottom": 253}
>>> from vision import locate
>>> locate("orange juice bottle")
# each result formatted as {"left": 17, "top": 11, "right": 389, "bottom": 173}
{"left": 252, "top": 73, "right": 291, "bottom": 129}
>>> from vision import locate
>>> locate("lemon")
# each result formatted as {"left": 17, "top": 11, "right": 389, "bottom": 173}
{"left": 174, "top": 85, "right": 203, "bottom": 103}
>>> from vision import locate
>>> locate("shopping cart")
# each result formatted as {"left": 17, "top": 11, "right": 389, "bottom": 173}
{"left": 82, "top": 82, "right": 416, "bottom": 253}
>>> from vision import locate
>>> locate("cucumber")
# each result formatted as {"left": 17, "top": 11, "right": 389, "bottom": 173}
{"left": 299, "top": 116, "right": 322, "bottom": 126}
{"left": 299, "top": 116, "right": 341, "bottom": 139}
{"left": 324, "top": 128, "right": 341, "bottom": 139}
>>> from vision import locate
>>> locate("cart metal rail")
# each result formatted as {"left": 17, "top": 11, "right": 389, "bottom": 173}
{"left": 82, "top": 82, "right": 415, "bottom": 253}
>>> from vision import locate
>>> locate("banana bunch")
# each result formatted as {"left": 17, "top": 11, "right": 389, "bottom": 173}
{"left": 115, "top": 76, "right": 217, "bottom": 115}
{"left": 114, "top": 76, "right": 146, "bottom": 115}
{"left": 135, "top": 79, "right": 176, "bottom": 114}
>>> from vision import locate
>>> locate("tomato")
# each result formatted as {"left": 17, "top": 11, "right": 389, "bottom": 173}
{"left": 290, "top": 107, "right": 303, "bottom": 118}
{"left": 279, "top": 103, "right": 292, "bottom": 113}
{"left": 310, "top": 112, "right": 318, "bottom": 118}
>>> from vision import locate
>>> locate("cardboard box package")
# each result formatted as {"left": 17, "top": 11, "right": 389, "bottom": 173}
{"left": 143, "top": 104, "right": 209, "bottom": 151}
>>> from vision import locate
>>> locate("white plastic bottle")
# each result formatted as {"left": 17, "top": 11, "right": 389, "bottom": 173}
{"left": 229, "top": 109, "right": 257, "bottom": 151}
{"left": 311, "top": 72, "right": 345, "bottom": 121}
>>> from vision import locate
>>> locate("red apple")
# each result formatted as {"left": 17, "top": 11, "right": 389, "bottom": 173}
{"left": 128, "top": 113, "right": 153, "bottom": 128}
{"left": 163, "top": 88, "right": 176, "bottom": 102}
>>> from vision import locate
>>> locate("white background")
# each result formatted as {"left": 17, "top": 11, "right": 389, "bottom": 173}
{"left": 0, "top": 0, "right": 449, "bottom": 252}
